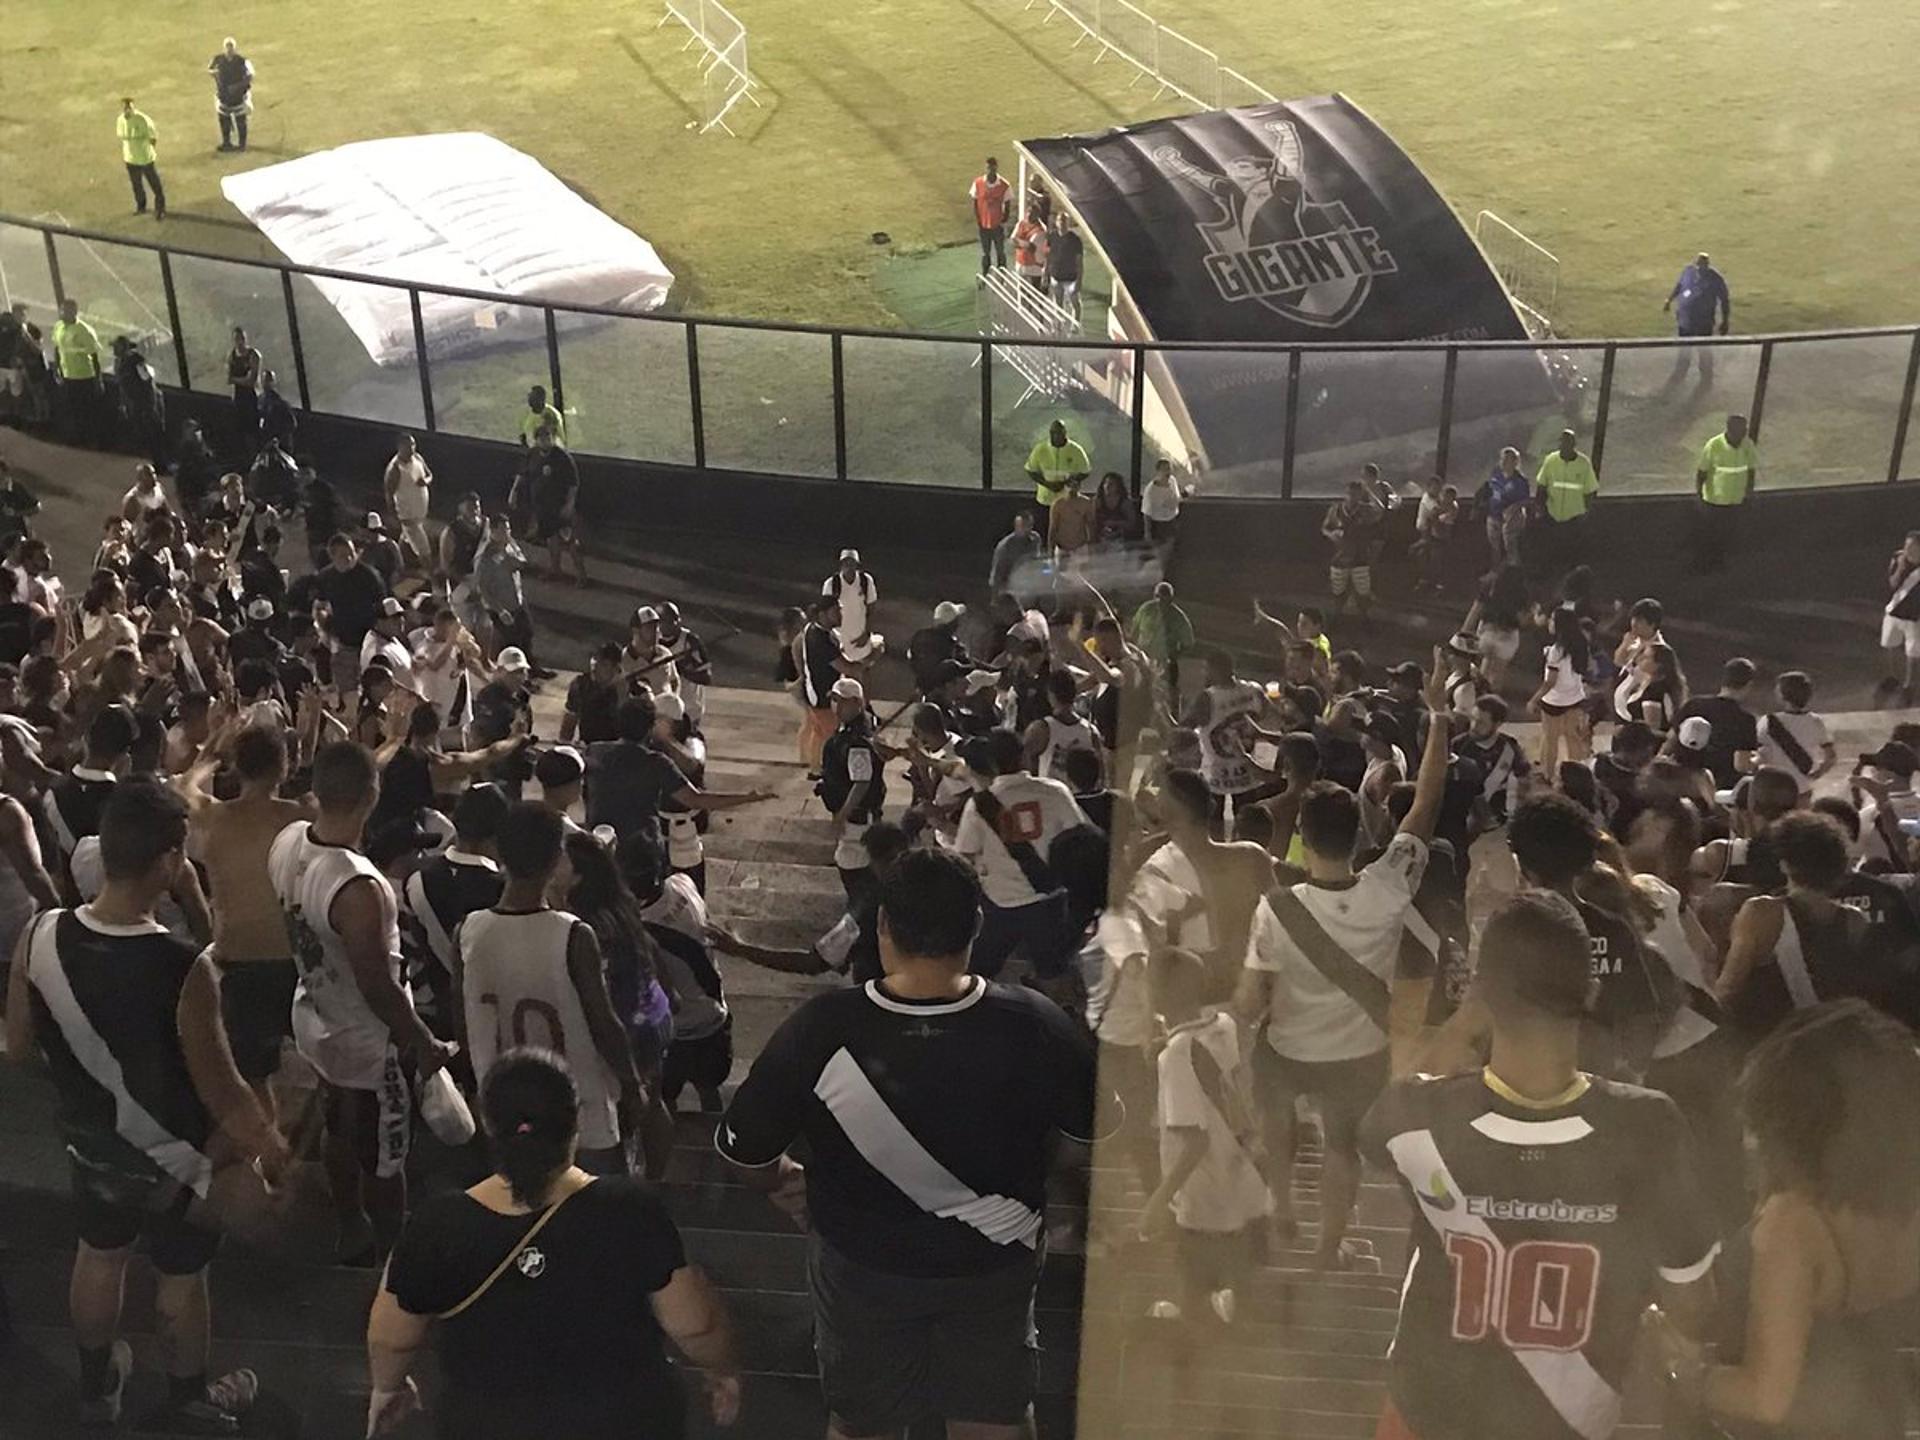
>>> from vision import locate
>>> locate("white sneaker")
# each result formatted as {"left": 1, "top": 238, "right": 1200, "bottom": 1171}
{"left": 1209, "top": 1288, "right": 1237, "bottom": 1324}
{"left": 78, "top": 1340, "right": 132, "bottom": 1428}
{"left": 1147, "top": 1299, "right": 1184, "bottom": 1321}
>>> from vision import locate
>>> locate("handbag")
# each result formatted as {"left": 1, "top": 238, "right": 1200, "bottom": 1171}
{"left": 435, "top": 1183, "right": 584, "bottom": 1320}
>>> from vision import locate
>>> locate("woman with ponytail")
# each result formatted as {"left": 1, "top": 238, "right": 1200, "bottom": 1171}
{"left": 365, "top": 1049, "right": 740, "bottom": 1438}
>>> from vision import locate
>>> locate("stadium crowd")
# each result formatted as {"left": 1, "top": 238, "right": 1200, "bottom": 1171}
{"left": 0, "top": 324, "right": 1915, "bottom": 1440}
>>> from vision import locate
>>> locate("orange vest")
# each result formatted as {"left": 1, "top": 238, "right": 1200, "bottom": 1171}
{"left": 972, "top": 175, "right": 1011, "bottom": 229}
{"left": 1012, "top": 218, "right": 1047, "bottom": 272}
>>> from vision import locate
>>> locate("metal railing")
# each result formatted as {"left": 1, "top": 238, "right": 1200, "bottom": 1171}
{"left": 1031, "top": 0, "right": 1277, "bottom": 111}
{"left": 3, "top": 212, "right": 1917, "bottom": 500}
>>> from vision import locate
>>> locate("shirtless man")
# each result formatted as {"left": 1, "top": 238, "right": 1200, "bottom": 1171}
{"left": 185, "top": 725, "right": 312, "bottom": 1108}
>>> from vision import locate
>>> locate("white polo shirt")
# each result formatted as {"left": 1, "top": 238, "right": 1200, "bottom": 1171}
{"left": 1245, "top": 832, "right": 1427, "bottom": 1063}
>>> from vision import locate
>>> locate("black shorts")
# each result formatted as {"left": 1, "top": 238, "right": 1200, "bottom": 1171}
{"left": 660, "top": 1016, "right": 733, "bottom": 1103}
{"left": 1254, "top": 1044, "right": 1391, "bottom": 1158}
{"left": 70, "top": 1155, "right": 219, "bottom": 1275}
{"left": 808, "top": 1239, "right": 1039, "bottom": 1436}
{"left": 216, "top": 954, "right": 297, "bottom": 1082}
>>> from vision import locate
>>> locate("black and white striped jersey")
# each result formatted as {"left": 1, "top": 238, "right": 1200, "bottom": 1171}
{"left": 39, "top": 765, "right": 116, "bottom": 868}
{"left": 22, "top": 907, "right": 213, "bottom": 1198}
{"left": 401, "top": 848, "right": 502, "bottom": 1031}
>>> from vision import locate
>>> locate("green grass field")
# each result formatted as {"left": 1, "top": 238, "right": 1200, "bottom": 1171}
{"left": 2, "top": 0, "right": 1916, "bottom": 493}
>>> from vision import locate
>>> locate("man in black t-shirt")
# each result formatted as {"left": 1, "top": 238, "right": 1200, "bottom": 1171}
{"left": 584, "top": 694, "right": 772, "bottom": 857}
{"left": 718, "top": 849, "right": 1109, "bottom": 1440}
{"left": 561, "top": 643, "right": 625, "bottom": 746}
{"left": 1362, "top": 892, "right": 1716, "bottom": 1440}
{"left": 1673, "top": 656, "right": 1760, "bottom": 789}
{"left": 313, "top": 533, "right": 387, "bottom": 692}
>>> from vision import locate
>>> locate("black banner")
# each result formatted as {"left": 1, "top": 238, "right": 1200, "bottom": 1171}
{"left": 1022, "top": 95, "right": 1550, "bottom": 483}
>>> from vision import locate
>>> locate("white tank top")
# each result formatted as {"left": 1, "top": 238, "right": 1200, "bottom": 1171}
{"left": 269, "top": 821, "right": 407, "bottom": 1089}
{"left": 1198, "top": 681, "right": 1264, "bottom": 795}
{"left": 1039, "top": 713, "right": 1098, "bottom": 784}
{"left": 458, "top": 908, "right": 618, "bottom": 1149}
{"left": 0, "top": 800, "right": 37, "bottom": 965}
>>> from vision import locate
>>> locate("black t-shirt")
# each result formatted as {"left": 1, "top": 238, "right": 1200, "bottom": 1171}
{"left": 1674, "top": 695, "right": 1758, "bottom": 787}
{"left": 717, "top": 977, "right": 1105, "bottom": 1277}
{"left": 525, "top": 447, "right": 580, "bottom": 518}
{"left": 584, "top": 739, "right": 686, "bottom": 844}
{"left": 315, "top": 562, "right": 386, "bottom": 647}
{"left": 1046, "top": 229, "right": 1083, "bottom": 282}
{"left": 1314, "top": 723, "right": 1368, "bottom": 793}
{"left": 1574, "top": 894, "right": 1674, "bottom": 1078}
{"left": 1362, "top": 1073, "right": 1715, "bottom": 1440}
{"left": 800, "top": 623, "right": 840, "bottom": 709}
{"left": 385, "top": 1178, "right": 686, "bottom": 1438}
{"left": 565, "top": 675, "right": 623, "bottom": 746}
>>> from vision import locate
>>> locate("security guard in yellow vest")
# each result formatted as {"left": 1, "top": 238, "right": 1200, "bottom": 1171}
{"left": 51, "top": 299, "right": 105, "bottom": 446}
{"left": 1692, "top": 412, "right": 1759, "bottom": 573}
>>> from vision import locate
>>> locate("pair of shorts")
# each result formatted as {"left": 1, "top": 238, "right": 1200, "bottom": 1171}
{"left": 1476, "top": 623, "right": 1521, "bottom": 663}
{"left": 661, "top": 1015, "right": 733, "bottom": 1103}
{"left": 1253, "top": 1044, "right": 1391, "bottom": 1158}
{"left": 215, "top": 954, "right": 298, "bottom": 1082}
{"left": 322, "top": 1049, "right": 414, "bottom": 1181}
{"left": 70, "top": 1155, "right": 219, "bottom": 1275}
{"left": 971, "top": 891, "right": 1073, "bottom": 980}
{"left": 1329, "top": 565, "right": 1373, "bottom": 597}
{"left": 1882, "top": 613, "right": 1920, "bottom": 659}
{"left": 808, "top": 1239, "right": 1039, "bottom": 1436}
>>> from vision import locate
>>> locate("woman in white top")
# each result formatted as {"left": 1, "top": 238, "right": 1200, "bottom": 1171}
{"left": 1141, "top": 459, "right": 1189, "bottom": 564}
{"left": 384, "top": 434, "right": 434, "bottom": 568}
{"left": 1530, "top": 605, "right": 1594, "bottom": 777}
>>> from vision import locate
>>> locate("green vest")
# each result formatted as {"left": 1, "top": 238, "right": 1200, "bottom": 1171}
{"left": 1698, "top": 434, "right": 1757, "bottom": 505}
{"left": 53, "top": 319, "right": 101, "bottom": 380}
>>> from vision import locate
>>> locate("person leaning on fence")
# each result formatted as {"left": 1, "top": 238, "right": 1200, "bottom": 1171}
{"left": 208, "top": 37, "right": 254, "bottom": 152}
{"left": 51, "top": 299, "right": 105, "bottom": 448}
{"left": 1024, "top": 419, "right": 1090, "bottom": 508}
{"left": 969, "top": 156, "right": 1012, "bottom": 276}
{"left": 1664, "top": 250, "right": 1731, "bottom": 384}
{"left": 115, "top": 98, "right": 166, "bottom": 220}
{"left": 1693, "top": 412, "right": 1758, "bottom": 574}
{"left": 226, "top": 327, "right": 263, "bottom": 449}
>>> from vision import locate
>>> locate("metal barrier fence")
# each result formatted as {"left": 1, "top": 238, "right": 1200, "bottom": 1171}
{"left": 657, "top": 0, "right": 761, "bottom": 136}
{"left": 1033, "top": 0, "right": 1276, "bottom": 110}
{"left": 2, "top": 214, "right": 1917, "bottom": 500}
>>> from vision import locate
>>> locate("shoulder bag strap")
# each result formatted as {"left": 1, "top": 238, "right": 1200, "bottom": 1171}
{"left": 1267, "top": 887, "right": 1391, "bottom": 1032}
{"left": 435, "top": 1184, "right": 583, "bottom": 1320}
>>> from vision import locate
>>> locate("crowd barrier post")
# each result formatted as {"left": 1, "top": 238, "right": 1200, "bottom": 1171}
{"left": 685, "top": 321, "right": 706, "bottom": 471}
{"left": 1591, "top": 343, "right": 1617, "bottom": 475}
{"left": 1749, "top": 339, "right": 1773, "bottom": 439}
{"left": 279, "top": 270, "right": 312, "bottom": 411}
{"left": 544, "top": 308, "right": 565, "bottom": 416}
{"left": 1891, "top": 332, "right": 1920, "bottom": 483}
{"left": 831, "top": 332, "right": 849, "bottom": 480}
{"left": 1129, "top": 344, "right": 1146, "bottom": 494}
{"left": 1280, "top": 347, "right": 1301, "bottom": 500}
{"left": 157, "top": 250, "right": 190, "bottom": 391}
{"left": 1435, "top": 348, "right": 1459, "bottom": 478}
{"left": 41, "top": 232, "right": 65, "bottom": 310}
{"left": 979, "top": 339, "right": 995, "bottom": 490}
{"left": 409, "top": 289, "right": 435, "bottom": 432}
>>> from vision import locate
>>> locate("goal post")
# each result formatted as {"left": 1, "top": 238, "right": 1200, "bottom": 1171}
{"left": 1474, "top": 210, "right": 1561, "bottom": 337}
{"left": 658, "top": 0, "right": 762, "bottom": 136}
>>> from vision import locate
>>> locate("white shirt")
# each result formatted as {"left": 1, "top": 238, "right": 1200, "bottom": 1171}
{"left": 361, "top": 631, "right": 415, "bottom": 688}
{"left": 1644, "top": 877, "right": 1717, "bottom": 1060}
{"left": 953, "top": 772, "right": 1090, "bottom": 909}
{"left": 1141, "top": 477, "right": 1182, "bottom": 523}
{"left": 459, "top": 908, "right": 619, "bottom": 1149}
{"left": 1038, "top": 712, "right": 1099, "bottom": 785}
{"left": 410, "top": 628, "right": 474, "bottom": 738}
{"left": 269, "top": 821, "right": 408, "bottom": 1089}
{"left": 1540, "top": 643, "right": 1587, "bottom": 708}
{"left": 1091, "top": 842, "right": 1213, "bottom": 1047}
{"left": 386, "top": 453, "right": 433, "bottom": 521}
{"left": 1158, "top": 1011, "right": 1270, "bottom": 1233}
{"left": 1245, "top": 833, "right": 1427, "bottom": 1063}
{"left": 823, "top": 570, "right": 877, "bottom": 644}
{"left": 1757, "top": 710, "right": 1830, "bottom": 793}
{"left": 1196, "top": 679, "right": 1267, "bottom": 796}
{"left": 641, "top": 873, "right": 728, "bottom": 1039}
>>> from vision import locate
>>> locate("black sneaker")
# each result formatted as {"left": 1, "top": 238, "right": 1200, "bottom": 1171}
{"left": 155, "top": 1368, "right": 258, "bottom": 1435}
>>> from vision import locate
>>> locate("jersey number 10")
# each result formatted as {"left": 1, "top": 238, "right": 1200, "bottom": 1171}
{"left": 1445, "top": 1235, "right": 1600, "bottom": 1351}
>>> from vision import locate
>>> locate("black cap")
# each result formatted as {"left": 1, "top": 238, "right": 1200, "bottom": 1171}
{"left": 1862, "top": 742, "right": 1920, "bottom": 778}
{"left": 1386, "top": 661, "right": 1424, "bottom": 682}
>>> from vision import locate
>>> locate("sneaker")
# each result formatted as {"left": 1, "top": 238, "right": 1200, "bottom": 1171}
{"left": 78, "top": 1340, "right": 133, "bottom": 1428}
{"left": 1146, "top": 1299, "right": 1183, "bottom": 1321}
{"left": 1208, "top": 1288, "right": 1237, "bottom": 1324}
{"left": 162, "top": 1368, "right": 258, "bottom": 1434}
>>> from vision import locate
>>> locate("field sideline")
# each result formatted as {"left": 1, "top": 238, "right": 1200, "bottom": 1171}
{"left": 2, "top": 0, "right": 1916, "bottom": 338}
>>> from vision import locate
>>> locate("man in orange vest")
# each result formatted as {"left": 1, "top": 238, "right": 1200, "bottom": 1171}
{"left": 969, "top": 157, "right": 1012, "bottom": 275}
{"left": 1012, "top": 203, "right": 1049, "bottom": 291}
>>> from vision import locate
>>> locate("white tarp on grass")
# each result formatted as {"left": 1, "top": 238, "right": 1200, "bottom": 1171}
{"left": 220, "top": 132, "right": 673, "bottom": 366}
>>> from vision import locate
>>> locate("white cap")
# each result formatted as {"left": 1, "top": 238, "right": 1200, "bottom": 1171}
{"left": 551, "top": 744, "right": 584, "bottom": 767}
{"left": 1677, "top": 716, "right": 1713, "bottom": 751}
{"left": 363, "top": 511, "right": 385, "bottom": 531}
{"left": 933, "top": 601, "right": 966, "bottom": 624}
{"left": 495, "top": 646, "right": 530, "bottom": 674}
{"left": 1010, "top": 609, "right": 1050, "bottom": 643}
{"left": 655, "top": 691, "right": 686, "bottom": 722}
{"left": 245, "top": 597, "right": 275, "bottom": 621}
{"left": 630, "top": 605, "right": 660, "bottom": 626}
{"left": 838, "top": 548, "right": 860, "bottom": 562}
{"left": 378, "top": 596, "right": 405, "bottom": 617}
{"left": 829, "top": 677, "right": 865, "bottom": 702}
{"left": 965, "top": 668, "right": 1000, "bottom": 695}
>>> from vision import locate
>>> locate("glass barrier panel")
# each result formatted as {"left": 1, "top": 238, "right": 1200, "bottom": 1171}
{"left": 1597, "top": 340, "right": 1762, "bottom": 495}
{"left": 1752, "top": 332, "right": 1913, "bottom": 489}
{"left": 842, "top": 334, "right": 980, "bottom": 487}
{"left": 696, "top": 324, "right": 835, "bottom": 479}
{"left": 413, "top": 299, "right": 545, "bottom": 443}
{"left": 990, "top": 337, "right": 1157, "bottom": 505}
{"left": 554, "top": 312, "right": 695, "bottom": 467}
{"left": 1292, "top": 346, "right": 1447, "bottom": 499}
{"left": 288, "top": 272, "right": 424, "bottom": 431}
{"left": 1154, "top": 348, "right": 1289, "bottom": 498}
{"left": 1906, "top": 345, "right": 1920, "bottom": 483}
{"left": 1448, "top": 345, "right": 1605, "bottom": 490}
{"left": 0, "top": 221, "right": 58, "bottom": 335}
{"left": 49, "top": 235, "right": 178, "bottom": 387}
{"left": 168, "top": 254, "right": 292, "bottom": 417}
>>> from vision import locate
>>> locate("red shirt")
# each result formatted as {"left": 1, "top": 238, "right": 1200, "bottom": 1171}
{"left": 971, "top": 174, "right": 1011, "bottom": 229}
